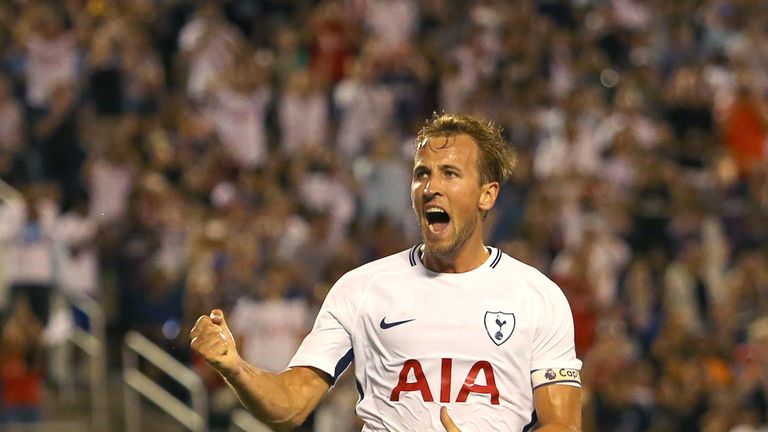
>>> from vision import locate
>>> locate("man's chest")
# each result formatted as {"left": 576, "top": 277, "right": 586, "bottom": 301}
{"left": 351, "top": 278, "right": 537, "bottom": 403}
{"left": 356, "top": 278, "right": 534, "bottom": 351}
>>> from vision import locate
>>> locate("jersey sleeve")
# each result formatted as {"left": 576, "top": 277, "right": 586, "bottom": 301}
{"left": 529, "top": 277, "right": 582, "bottom": 387}
{"left": 287, "top": 271, "right": 361, "bottom": 384}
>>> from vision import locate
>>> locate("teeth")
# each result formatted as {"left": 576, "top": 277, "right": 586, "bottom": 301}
{"left": 426, "top": 208, "right": 446, "bottom": 213}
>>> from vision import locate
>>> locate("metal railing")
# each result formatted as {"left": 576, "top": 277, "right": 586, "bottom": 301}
{"left": 122, "top": 331, "right": 208, "bottom": 432}
{"left": 228, "top": 409, "right": 272, "bottom": 432}
{"left": 64, "top": 292, "right": 110, "bottom": 431}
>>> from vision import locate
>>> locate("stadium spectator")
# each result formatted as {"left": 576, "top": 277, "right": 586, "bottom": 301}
{"left": 0, "top": 297, "right": 44, "bottom": 425}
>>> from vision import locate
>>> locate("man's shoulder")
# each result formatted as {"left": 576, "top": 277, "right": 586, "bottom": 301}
{"left": 492, "top": 250, "right": 544, "bottom": 278}
{"left": 491, "top": 249, "right": 564, "bottom": 297}
{"left": 327, "top": 247, "right": 418, "bottom": 299}
{"left": 344, "top": 246, "right": 419, "bottom": 279}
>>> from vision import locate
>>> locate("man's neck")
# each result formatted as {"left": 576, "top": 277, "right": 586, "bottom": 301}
{"left": 421, "top": 242, "right": 490, "bottom": 274}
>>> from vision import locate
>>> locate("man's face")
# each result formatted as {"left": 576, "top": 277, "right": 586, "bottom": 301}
{"left": 411, "top": 134, "right": 495, "bottom": 256}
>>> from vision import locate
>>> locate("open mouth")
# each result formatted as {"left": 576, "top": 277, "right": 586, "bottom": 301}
{"left": 425, "top": 207, "right": 451, "bottom": 234}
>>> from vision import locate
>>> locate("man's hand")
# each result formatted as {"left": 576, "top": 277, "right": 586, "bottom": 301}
{"left": 440, "top": 407, "right": 462, "bottom": 432}
{"left": 190, "top": 309, "right": 242, "bottom": 378}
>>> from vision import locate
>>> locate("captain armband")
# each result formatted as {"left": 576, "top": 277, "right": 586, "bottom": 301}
{"left": 531, "top": 368, "right": 582, "bottom": 389}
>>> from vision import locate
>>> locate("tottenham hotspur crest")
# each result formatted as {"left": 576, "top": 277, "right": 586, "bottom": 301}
{"left": 484, "top": 311, "right": 515, "bottom": 346}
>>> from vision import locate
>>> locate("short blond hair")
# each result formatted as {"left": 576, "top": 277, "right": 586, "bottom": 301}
{"left": 416, "top": 113, "right": 517, "bottom": 185}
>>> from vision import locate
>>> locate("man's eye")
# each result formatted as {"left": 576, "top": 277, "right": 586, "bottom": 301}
{"left": 446, "top": 171, "right": 458, "bottom": 178}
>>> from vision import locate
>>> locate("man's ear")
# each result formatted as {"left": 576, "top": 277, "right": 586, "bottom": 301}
{"left": 479, "top": 182, "right": 499, "bottom": 212}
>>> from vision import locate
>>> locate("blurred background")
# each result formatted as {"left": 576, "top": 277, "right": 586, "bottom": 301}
{"left": 0, "top": 0, "right": 766, "bottom": 431}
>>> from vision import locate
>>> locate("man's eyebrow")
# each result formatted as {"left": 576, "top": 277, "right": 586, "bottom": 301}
{"left": 438, "top": 164, "right": 462, "bottom": 172}
{"left": 413, "top": 164, "right": 462, "bottom": 173}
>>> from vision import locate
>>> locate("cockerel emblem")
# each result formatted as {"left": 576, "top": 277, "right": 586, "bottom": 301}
{"left": 484, "top": 311, "right": 516, "bottom": 346}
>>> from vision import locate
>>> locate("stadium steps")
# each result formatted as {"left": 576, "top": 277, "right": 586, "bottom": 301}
{"left": 26, "top": 373, "right": 191, "bottom": 432}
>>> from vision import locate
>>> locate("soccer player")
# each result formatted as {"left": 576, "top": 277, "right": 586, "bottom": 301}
{"left": 190, "top": 114, "right": 583, "bottom": 431}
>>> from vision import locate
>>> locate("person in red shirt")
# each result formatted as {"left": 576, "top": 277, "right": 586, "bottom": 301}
{"left": 723, "top": 86, "right": 768, "bottom": 176}
{"left": 307, "top": 1, "right": 356, "bottom": 85}
{"left": 0, "top": 297, "right": 44, "bottom": 425}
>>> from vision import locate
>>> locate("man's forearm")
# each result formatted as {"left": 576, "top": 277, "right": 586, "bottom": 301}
{"left": 222, "top": 360, "right": 307, "bottom": 430}
{"left": 190, "top": 311, "right": 329, "bottom": 430}
{"left": 534, "top": 423, "right": 580, "bottom": 432}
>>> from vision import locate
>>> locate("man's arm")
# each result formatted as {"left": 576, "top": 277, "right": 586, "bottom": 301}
{"left": 190, "top": 310, "right": 331, "bottom": 431}
{"left": 438, "top": 384, "right": 581, "bottom": 432}
{"left": 226, "top": 362, "right": 331, "bottom": 430}
{"left": 532, "top": 384, "right": 582, "bottom": 431}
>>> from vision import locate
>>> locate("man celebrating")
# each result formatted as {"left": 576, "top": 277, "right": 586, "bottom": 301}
{"left": 191, "top": 114, "right": 582, "bottom": 431}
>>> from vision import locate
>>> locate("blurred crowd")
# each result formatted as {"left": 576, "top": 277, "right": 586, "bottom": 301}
{"left": 0, "top": 0, "right": 766, "bottom": 430}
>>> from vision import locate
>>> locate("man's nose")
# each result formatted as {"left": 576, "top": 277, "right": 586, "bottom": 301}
{"left": 423, "top": 179, "right": 442, "bottom": 197}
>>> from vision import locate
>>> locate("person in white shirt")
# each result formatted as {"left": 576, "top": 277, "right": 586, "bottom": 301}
{"left": 53, "top": 192, "right": 99, "bottom": 298}
{"left": 277, "top": 71, "right": 330, "bottom": 156}
{"left": 334, "top": 59, "right": 395, "bottom": 161}
{"left": 178, "top": 2, "right": 243, "bottom": 101}
{"left": 16, "top": 5, "right": 78, "bottom": 110}
{"left": 5, "top": 185, "right": 58, "bottom": 325}
{"left": 191, "top": 114, "right": 583, "bottom": 431}
{"left": 228, "top": 264, "right": 310, "bottom": 374}
{"left": 0, "top": 179, "right": 25, "bottom": 311}
{"left": 364, "top": 0, "right": 419, "bottom": 53}
{"left": 205, "top": 53, "right": 271, "bottom": 170}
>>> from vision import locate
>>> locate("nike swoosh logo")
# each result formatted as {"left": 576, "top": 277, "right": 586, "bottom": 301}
{"left": 380, "top": 317, "right": 415, "bottom": 329}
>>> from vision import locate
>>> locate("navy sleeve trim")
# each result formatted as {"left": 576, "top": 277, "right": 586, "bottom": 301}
{"left": 522, "top": 410, "right": 538, "bottom": 432}
{"left": 332, "top": 348, "right": 354, "bottom": 384}
{"left": 355, "top": 378, "right": 364, "bottom": 402}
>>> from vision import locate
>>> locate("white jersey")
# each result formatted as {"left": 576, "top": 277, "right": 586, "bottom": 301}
{"left": 289, "top": 245, "right": 582, "bottom": 431}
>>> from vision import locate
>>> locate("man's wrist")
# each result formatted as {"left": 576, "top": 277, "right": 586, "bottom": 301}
{"left": 220, "top": 357, "right": 246, "bottom": 383}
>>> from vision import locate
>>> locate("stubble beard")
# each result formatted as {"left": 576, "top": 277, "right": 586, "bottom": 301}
{"left": 421, "top": 211, "right": 478, "bottom": 257}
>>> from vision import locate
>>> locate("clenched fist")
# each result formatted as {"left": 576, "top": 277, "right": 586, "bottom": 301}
{"left": 190, "top": 309, "right": 242, "bottom": 378}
